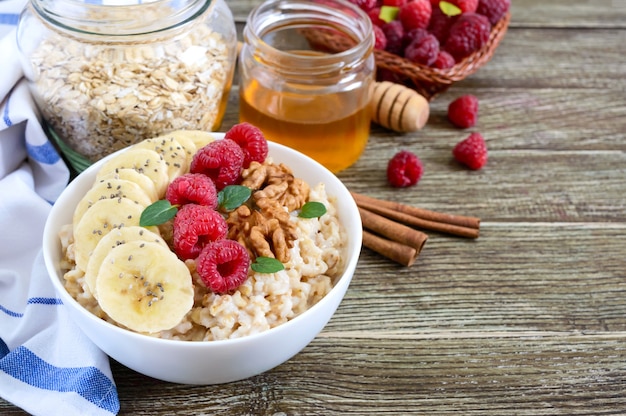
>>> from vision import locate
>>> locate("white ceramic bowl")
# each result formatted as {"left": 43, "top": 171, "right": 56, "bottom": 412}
{"left": 42, "top": 134, "right": 361, "bottom": 385}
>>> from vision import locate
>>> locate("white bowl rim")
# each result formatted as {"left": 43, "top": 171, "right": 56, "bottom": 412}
{"left": 43, "top": 133, "right": 362, "bottom": 348}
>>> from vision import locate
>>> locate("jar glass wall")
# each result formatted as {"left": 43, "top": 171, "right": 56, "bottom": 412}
{"left": 238, "top": 0, "right": 375, "bottom": 173}
{"left": 17, "top": 0, "right": 237, "bottom": 172}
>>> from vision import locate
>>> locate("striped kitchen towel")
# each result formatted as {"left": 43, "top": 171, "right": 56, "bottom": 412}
{"left": 0, "top": 1, "right": 120, "bottom": 415}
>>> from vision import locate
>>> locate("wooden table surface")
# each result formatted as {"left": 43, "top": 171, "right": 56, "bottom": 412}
{"left": 4, "top": 0, "right": 626, "bottom": 414}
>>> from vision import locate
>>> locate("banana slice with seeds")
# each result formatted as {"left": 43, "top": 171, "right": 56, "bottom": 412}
{"left": 73, "top": 197, "right": 157, "bottom": 272}
{"left": 154, "top": 131, "right": 197, "bottom": 158}
{"left": 96, "top": 148, "right": 169, "bottom": 198}
{"left": 84, "top": 226, "right": 168, "bottom": 299}
{"left": 134, "top": 137, "right": 190, "bottom": 181}
{"left": 162, "top": 129, "right": 215, "bottom": 150}
{"left": 72, "top": 178, "right": 153, "bottom": 230}
{"left": 97, "top": 168, "right": 159, "bottom": 202}
{"left": 96, "top": 240, "right": 194, "bottom": 334}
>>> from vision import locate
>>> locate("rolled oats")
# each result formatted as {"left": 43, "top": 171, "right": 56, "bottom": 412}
{"left": 27, "top": 23, "right": 234, "bottom": 163}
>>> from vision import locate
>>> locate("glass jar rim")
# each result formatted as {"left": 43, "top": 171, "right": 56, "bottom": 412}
{"left": 28, "top": 0, "right": 213, "bottom": 38}
{"left": 243, "top": 0, "right": 374, "bottom": 73}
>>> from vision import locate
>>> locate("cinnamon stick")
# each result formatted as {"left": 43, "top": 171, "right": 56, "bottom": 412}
{"left": 362, "top": 231, "right": 418, "bottom": 267}
{"left": 358, "top": 207, "right": 428, "bottom": 254}
{"left": 351, "top": 192, "right": 480, "bottom": 238}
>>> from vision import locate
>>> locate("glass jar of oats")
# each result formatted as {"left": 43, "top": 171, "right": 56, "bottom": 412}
{"left": 17, "top": 0, "right": 237, "bottom": 172}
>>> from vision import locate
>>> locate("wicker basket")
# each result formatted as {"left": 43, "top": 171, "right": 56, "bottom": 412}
{"left": 304, "top": 12, "right": 511, "bottom": 101}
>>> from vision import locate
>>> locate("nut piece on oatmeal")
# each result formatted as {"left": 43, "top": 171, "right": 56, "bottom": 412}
{"left": 227, "top": 159, "right": 310, "bottom": 262}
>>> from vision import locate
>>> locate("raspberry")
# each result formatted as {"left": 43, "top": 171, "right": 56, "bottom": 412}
{"left": 224, "top": 122, "right": 268, "bottom": 168}
{"left": 447, "top": 94, "right": 479, "bottom": 128}
{"left": 373, "top": 25, "right": 387, "bottom": 50}
{"left": 398, "top": 0, "right": 431, "bottom": 31}
{"left": 444, "top": 12, "right": 491, "bottom": 61}
{"left": 432, "top": 50, "right": 456, "bottom": 69}
{"left": 367, "top": 7, "right": 386, "bottom": 27}
{"left": 190, "top": 139, "right": 244, "bottom": 190}
{"left": 402, "top": 27, "right": 429, "bottom": 49}
{"left": 346, "top": 0, "right": 377, "bottom": 11}
{"left": 404, "top": 33, "right": 439, "bottom": 66}
{"left": 196, "top": 239, "right": 251, "bottom": 294}
{"left": 386, "top": 150, "right": 423, "bottom": 188}
{"left": 427, "top": 5, "right": 456, "bottom": 44}
{"left": 383, "top": 0, "right": 407, "bottom": 6}
{"left": 452, "top": 132, "right": 488, "bottom": 170}
{"left": 447, "top": 0, "right": 478, "bottom": 13}
{"left": 381, "top": 20, "right": 404, "bottom": 55}
{"left": 173, "top": 204, "right": 228, "bottom": 260}
{"left": 166, "top": 173, "right": 218, "bottom": 209}
{"left": 476, "top": 0, "right": 510, "bottom": 25}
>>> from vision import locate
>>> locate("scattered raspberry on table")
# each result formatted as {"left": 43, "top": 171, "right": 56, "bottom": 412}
{"left": 452, "top": 132, "right": 488, "bottom": 170}
{"left": 387, "top": 150, "right": 424, "bottom": 187}
{"left": 448, "top": 94, "right": 479, "bottom": 128}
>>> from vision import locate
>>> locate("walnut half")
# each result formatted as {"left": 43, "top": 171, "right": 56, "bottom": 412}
{"left": 226, "top": 159, "right": 310, "bottom": 263}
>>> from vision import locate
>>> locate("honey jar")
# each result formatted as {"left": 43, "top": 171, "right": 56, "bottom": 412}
{"left": 17, "top": 0, "right": 237, "bottom": 172}
{"left": 238, "top": 0, "right": 375, "bottom": 173}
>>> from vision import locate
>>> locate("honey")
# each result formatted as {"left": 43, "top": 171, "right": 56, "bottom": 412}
{"left": 239, "top": 78, "right": 371, "bottom": 173}
{"left": 239, "top": 0, "right": 375, "bottom": 173}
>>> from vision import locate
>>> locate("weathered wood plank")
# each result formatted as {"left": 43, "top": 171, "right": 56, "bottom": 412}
{"left": 105, "top": 335, "right": 626, "bottom": 415}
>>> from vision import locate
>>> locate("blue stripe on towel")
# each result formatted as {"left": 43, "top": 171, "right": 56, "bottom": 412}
{"left": 0, "top": 13, "right": 19, "bottom": 26}
{"left": 26, "top": 140, "right": 62, "bottom": 164}
{"left": 0, "top": 297, "right": 63, "bottom": 318}
{"left": 0, "top": 338, "right": 9, "bottom": 358}
{"left": 0, "top": 346, "right": 119, "bottom": 414}
{"left": 3, "top": 94, "right": 12, "bottom": 127}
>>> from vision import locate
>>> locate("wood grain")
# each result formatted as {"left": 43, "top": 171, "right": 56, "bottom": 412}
{"left": 3, "top": 0, "right": 626, "bottom": 414}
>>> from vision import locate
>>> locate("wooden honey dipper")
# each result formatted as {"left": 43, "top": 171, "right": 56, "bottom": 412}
{"left": 369, "top": 81, "right": 430, "bottom": 133}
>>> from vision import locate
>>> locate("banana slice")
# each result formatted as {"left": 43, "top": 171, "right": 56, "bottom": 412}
{"left": 97, "top": 168, "right": 159, "bottom": 202}
{"left": 72, "top": 178, "right": 153, "bottom": 229}
{"left": 133, "top": 137, "right": 190, "bottom": 181}
{"left": 151, "top": 132, "right": 198, "bottom": 160}
{"left": 163, "top": 129, "right": 215, "bottom": 150}
{"left": 96, "top": 240, "right": 194, "bottom": 334}
{"left": 73, "top": 197, "right": 156, "bottom": 271}
{"left": 96, "top": 148, "right": 169, "bottom": 198}
{"left": 84, "top": 226, "right": 168, "bottom": 299}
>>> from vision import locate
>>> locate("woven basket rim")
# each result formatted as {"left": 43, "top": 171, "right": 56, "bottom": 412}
{"left": 304, "top": 11, "right": 511, "bottom": 99}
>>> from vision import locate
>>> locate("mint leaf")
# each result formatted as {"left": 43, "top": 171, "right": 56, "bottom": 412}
{"left": 140, "top": 199, "right": 178, "bottom": 227}
{"left": 440, "top": 1, "right": 462, "bottom": 16}
{"left": 298, "top": 201, "right": 327, "bottom": 218}
{"left": 379, "top": 5, "right": 399, "bottom": 23}
{"left": 218, "top": 185, "right": 251, "bottom": 211}
{"left": 251, "top": 256, "right": 284, "bottom": 274}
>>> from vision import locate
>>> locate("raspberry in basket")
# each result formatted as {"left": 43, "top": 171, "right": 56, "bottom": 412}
{"left": 387, "top": 150, "right": 423, "bottom": 188}
{"left": 447, "top": 95, "right": 479, "bottom": 128}
{"left": 190, "top": 138, "right": 244, "bottom": 190}
{"left": 428, "top": 6, "right": 457, "bottom": 44}
{"left": 446, "top": 0, "right": 478, "bottom": 13}
{"left": 433, "top": 50, "right": 456, "bottom": 69}
{"left": 404, "top": 33, "right": 440, "bottom": 66}
{"left": 452, "top": 132, "right": 488, "bottom": 170}
{"left": 382, "top": 20, "right": 405, "bottom": 55}
{"left": 196, "top": 239, "right": 251, "bottom": 294}
{"left": 373, "top": 25, "right": 387, "bottom": 50}
{"left": 444, "top": 12, "right": 491, "bottom": 61}
{"left": 224, "top": 122, "right": 268, "bottom": 168}
{"left": 477, "top": 0, "right": 510, "bottom": 25}
{"left": 173, "top": 203, "right": 229, "bottom": 260}
{"left": 398, "top": 0, "right": 432, "bottom": 31}
{"left": 166, "top": 173, "right": 218, "bottom": 209}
